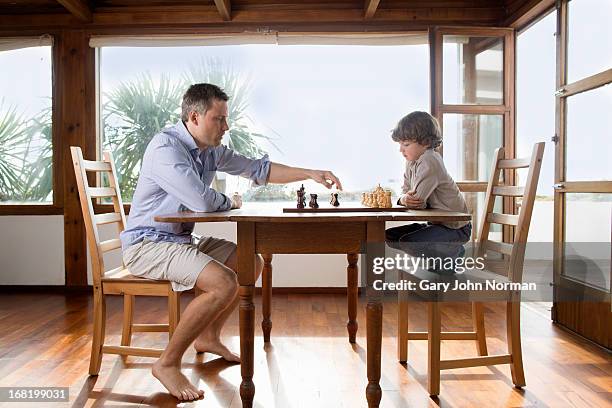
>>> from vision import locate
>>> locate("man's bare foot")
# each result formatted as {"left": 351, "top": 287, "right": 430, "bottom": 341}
{"left": 194, "top": 338, "right": 241, "bottom": 362}
{"left": 152, "top": 360, "right": 204, "bottom": 401}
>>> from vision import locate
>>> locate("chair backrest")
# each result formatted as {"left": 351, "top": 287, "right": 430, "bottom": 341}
{"left": 70, "top": 147, "right": 128, "bottom": 285}
{"left": 476, "top": 142, "right": 545, "bottom": 283}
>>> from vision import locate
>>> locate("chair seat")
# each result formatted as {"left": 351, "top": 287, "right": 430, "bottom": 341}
{"left": 396, "top": 263, "right": 517, "bottom": 302}
{"left": 102, "top": 266, "right": 172, "bottom": 285}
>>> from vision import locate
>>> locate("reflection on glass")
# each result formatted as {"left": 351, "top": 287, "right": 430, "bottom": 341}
{"left": 568, "top": 0, "right": 612, "bottom": 83}
{"left": 100, "top": 44, "right": 429, "bottom": 202}
{"left": 566, "top": 84, "right": 612, "bottom": 181}
{"left": 563, "top": 193, "right": 611, "bottom": 291}
{"left": 443, "top": 35, "right": 504, "bottom": 105}
{"left": 442, "top": 114, "right": 503, "bottom": 183}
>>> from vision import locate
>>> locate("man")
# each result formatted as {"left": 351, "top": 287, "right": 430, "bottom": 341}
{"left": 120, "top": 83, "right": 342, "bottom": 401}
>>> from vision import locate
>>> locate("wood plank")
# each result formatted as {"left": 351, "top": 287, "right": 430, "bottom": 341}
{"left": 457, "top": 181, "right": 488, "bottom": 192}
{"left": 60, "top": 30, "right": 96, "bottom": 287}
{"left": 102, "top": 345, "right": 163, "bottom": 357}
{"left": 486, "top": 240, "right": 513, "bottom": 256}
{"left": 0, "top": 205, "right": 63, "bottom": 215}
{"left": 98, "top": 238, "right": 121, "bottom": 253}
{"left": 0, "top": 6, "right": 504, "bottom": 29}
{"left": 102, "top": 281, "right": 171, "bottom": 296}
{"left": 407, "top": 331, "right": 478, "bottom": 340}
{"left": 440, "top": 104, "right": 508, "bottom": 114}
{"left": 498, "top": 157, "right": 531, "bottom": 169}
{"left": 555, "top": 181, "right": 612, "bottom": 193}
{"left": 132, "top": 323, "right": 169, "bottom": 332}
{"left": 364, "top": 0, "right": 381, "bottom": 19}
{"left": 255, "top": 222, "right": 365, "bottom": 254}
{"left": 487, "top": 212, "right": 519, "bottom": 226}
{"left": 1, "top": 293, "right": 612, "bottom": 405}
{"left": 492, "top": 186, "right": 525, "bottom": 196}
{"left": 87, "top": 187, "right": 117, "bottom": 198}
{"left": 56, "top": 0, "right": 92, "bottom": 22}
{"left": 560, "top": 68, "right": 612, "bottom": 98}
{"left": 504, "top": 0, "right": 556, "bottom": 29}
{"left": 81, "top": 159, "right": 112, "bottom": 172}
{"left": 440, "top": 354, "right": 512, "bottom": 370}
{"left": 213, "top": 0, "right": 231, "bottom": 21}
{"left": 93, "top": 212, "right": 122, "bottom": 225}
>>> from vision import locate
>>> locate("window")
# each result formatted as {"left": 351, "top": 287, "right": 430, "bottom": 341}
{"left": 443, "top": 35, "right": 504, "bottom": 105}
{"left": 517, "top": 10, "right": 556, "bottom": 243}
{"left": 0, "top": 40, "right": 53, "bottom": 203}
{"left": 98, "top": 37, "right": 429, "bottom": 202}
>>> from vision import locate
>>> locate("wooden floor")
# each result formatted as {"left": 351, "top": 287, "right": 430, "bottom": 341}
{"left": 0, "top": 292, "right": 610, "bottom": 407}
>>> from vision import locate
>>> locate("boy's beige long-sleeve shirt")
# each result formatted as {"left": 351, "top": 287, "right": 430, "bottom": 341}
{"left": 400, "top": 149, "right": 470, "bottom": 229}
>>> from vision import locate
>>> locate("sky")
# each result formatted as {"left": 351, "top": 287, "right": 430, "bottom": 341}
{"left": 1, "top": 2, "right": 611, "bottom": 199}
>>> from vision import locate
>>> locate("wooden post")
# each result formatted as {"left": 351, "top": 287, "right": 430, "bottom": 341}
{"left": 347, "top": 253, "right": 359, "bottom": 343}
{"left": 58, "top": 30, "right": 96, "bottom": 286}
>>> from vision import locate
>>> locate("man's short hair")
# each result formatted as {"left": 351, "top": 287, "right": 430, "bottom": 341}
{"left": 181, "top": 83, "right": 229, "bottom": 122}
{"left": 391, "top": 111, "right": 442, "bottom": 149}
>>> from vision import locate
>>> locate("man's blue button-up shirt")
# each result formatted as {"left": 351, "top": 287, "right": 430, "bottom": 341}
{"left": 120, "top": 120, "right": 271, "bottom": 250}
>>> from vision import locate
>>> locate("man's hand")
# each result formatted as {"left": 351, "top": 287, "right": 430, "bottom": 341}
{"left": 400, "top": 191, "right": 424, "bottom": 209}
{"left": 307, "top": 170, "right": 343, "bottom": 190}
{"left": 230, "top": 192, "right": 242, "bottom": 209}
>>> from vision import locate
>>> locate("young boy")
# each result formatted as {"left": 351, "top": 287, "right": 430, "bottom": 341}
{"left": 385, "top": 111, "right": 471, "bottom": 270}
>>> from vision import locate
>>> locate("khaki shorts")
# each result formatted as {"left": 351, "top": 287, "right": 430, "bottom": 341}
{"left": 122, "top": 236, "right": 237, "bottom": 292}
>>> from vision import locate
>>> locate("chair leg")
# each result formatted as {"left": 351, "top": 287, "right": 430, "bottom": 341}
{"left": 427, "top": 302, "right": 441, "bottom": 396}
{"left": 121, "top": 295, "right": 134, "bottom": 347}
{"left": 397, "top": 289, "right": 408, "bottom": 363}
{"left": 507, "top": 301, "right": 526, "bottom": 387}
{"left": 89, "top": 289, "right": 106, "bottom": 376}
{"left": 262, "top": 254, "right": 273, "bottom": 343}
{"left": 168, "top": 289, "right": 180, "bottom": 339}
{"left": 472, "top": 302, "right": 488, "bottom": 356}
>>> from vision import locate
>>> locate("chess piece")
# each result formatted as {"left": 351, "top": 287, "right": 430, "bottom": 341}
{"left": 309, "top": 193, "right": 319, "bottom": 209}
{"left": 330, "top": 192, "right": 340, "bottom": 207}
{"left": 297, "top": 185, "right": 306, "bottom": 209}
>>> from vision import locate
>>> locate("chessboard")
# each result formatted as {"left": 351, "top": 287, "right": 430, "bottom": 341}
{"left": 283, "top": 206, "right": 412, "bottom": 213}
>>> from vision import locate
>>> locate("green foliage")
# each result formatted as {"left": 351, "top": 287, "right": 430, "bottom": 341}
{"left": 1, "top": 60, "right": 277, "bottom": 203}
{"left": 103, "top": 73, "right": 183, "bottom": 200}
{"left": 0, "top": 103, "right": 28, "bottom": 201}
{"left": 21, "top": 107, "right": 53, "bottom": 201}
{"left": 183, "top": 58, "right": 280, "bottom": 159}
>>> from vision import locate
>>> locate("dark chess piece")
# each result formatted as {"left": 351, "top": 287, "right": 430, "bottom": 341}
{"left": 309, "top": 194, "right": 319, "bottom": 209}
{"left": 330, "top": 192, "right": 340, "bottom": 207}
{"left": 297, "top": 185, "right": 306, "bottom": 209}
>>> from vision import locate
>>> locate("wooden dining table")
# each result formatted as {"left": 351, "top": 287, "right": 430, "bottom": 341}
{"left": 155, "top": 203, "right": 471, "bottom": 407}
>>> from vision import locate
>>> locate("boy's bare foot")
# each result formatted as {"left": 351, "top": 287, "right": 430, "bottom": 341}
{"left": 194, "top": 338, "right": 241, "bottom": 362}
{"left": 152, "top": 360, "right": 204, "bottom": 401}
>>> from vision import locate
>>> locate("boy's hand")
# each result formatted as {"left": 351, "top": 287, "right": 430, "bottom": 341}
{"left": 230, "top": 192, "right": 242, "bottom": 209}
{"left": 400, "top": 191, "right": 424, "bottom": 208}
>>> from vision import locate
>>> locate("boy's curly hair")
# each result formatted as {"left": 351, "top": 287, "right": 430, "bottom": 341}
{"left": 391, "top": 111, "right": 442, "bottom": 149}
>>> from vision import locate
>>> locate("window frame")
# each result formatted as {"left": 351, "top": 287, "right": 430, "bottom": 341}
{"left": 0, "top": 36, "right": 61, "bottom": 215}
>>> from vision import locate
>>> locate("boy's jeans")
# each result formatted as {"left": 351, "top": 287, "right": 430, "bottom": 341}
{"left": 385, "top": 222, "right": 472, "bottom": 273}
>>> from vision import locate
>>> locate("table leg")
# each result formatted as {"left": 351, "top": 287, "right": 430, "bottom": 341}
{"left": 365, "top": 221, "right": 384, "bottom": 408}
{"left": 238, "top": 222, "right": 256, "bottom": 407}
{"left": 262, "top": 254, "right": 273, "bottom": 342}
{"left": 347, "top": 253, "right": 359, "bottom": 343}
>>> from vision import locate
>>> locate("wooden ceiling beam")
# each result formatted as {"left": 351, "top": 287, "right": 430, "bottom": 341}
{"left": 56, "top": 0, "right": 92, "bottom": 22}
{"left": 213, "top": 0, "right": 231, "bottom": 21}
{"left": 364, "top": 0, "right": 381, "bottom": 19}
{"left": 0, "top": 6, "right": 504, "bottom": 30}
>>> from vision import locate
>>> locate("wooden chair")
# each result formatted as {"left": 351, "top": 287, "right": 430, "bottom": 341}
{"left": 396, "top": 142, "right": 545, "bottom": 395}
{"left": 70, "top": 146, "right": 181, "bottom": 376}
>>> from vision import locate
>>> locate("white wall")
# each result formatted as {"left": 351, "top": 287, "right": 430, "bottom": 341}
{"left": 1, "top": 215, "right": 366, "bottom": 287}
{"left": 0, "top": 216, "right": 65, "bottom": 285}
